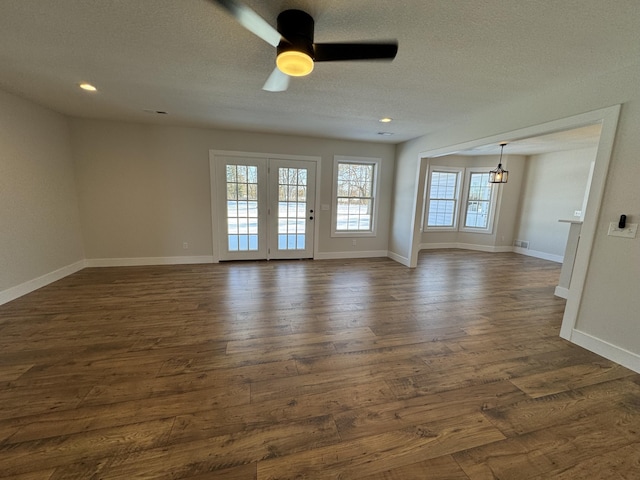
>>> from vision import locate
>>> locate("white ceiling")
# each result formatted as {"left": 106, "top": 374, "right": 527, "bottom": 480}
{"left": 1, "top": 1, "right": 639, "bottom": 144}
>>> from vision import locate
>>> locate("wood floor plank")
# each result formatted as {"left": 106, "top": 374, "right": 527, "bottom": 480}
{"left": 509, "top": 360, "right": 635, "bottom": 398}
{"left": 334, "top": 380, "right": 527, "bottom": 441}
{"left": 332, "top": 325, "right": 467, "bottom": 354}
{"left": 257, "top": 412, "right": 505, "bottom": 479}
{"left": 1, "top": 471, "right": 55, "bottom": 480}
{"left": 527, "top": 442, "right": 640, "bottom": 479}
{"left": 354, "top": 455, "right": 469, "bottom": 480}
{"left": 1, "top": 383, "right": 250, "bottom": 444}
{"left": 453, "top": 408, "right": 640, "bottom": 480}
{"left": 250, "top": 362, "right": 410, "bottom": 403}
{"left": 388, "top": 346, "right": 608, "bottom": 399}
{"left": 0, "top": 251, "right": 638, "bottom": 478}
{"left": 89, "top": 415, "right": 341, "bottom": 479}
{"left": 295, "top": 340, "right": 451, "bottom": 376}
{"left": 225, "top": 327, "right": 377, "bottom": 354}
{"left": 0, "top": 383, "right": 93, "bottom": 420}
{"left": 484, "top": 378, "right": 640, "bottom": 436}
{"left": 0, "top": 363, "right": 34, "bottom": 383}
{"left": 168, "top": 381, "right": 397, "bottom": 444}
{"left": 0, "top": 417, "right": 175, "bottom": 477}
{"left": 79, "top": 359, "right": 297, "bottom": 407}
{"left": 181, "top": 463, "right": 258, "bottom": 480}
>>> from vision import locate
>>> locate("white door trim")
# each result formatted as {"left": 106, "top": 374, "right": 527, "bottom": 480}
{"left": 209, "top": 150, "right": 321, "bottom": 262}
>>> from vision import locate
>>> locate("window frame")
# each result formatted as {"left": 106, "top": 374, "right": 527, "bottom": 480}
{"left": 423, "top": 165, "right": 499, "bottom": 234}
{"left": 459, "top": 168, "right": 498, "bottom": 234}
{"left": 424, "top": 165, "right": 464, "bottom": 232}
{"left": 331, "top": 155, "right": 381, "bottom": 237}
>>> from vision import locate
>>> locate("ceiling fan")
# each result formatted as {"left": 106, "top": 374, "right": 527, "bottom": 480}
{"left": 211, "top": 0, "right": 398, "bottom": 92}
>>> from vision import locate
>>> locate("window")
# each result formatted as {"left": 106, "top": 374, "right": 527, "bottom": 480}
{"left": 425, "top": 166, "right": 463, "bottom": 230}
{"left": 462, "top": 170, "right": 495, "bottom": 231}
{"left": 333, "top": 156, "right": 380, "bottom": 236}
{"left": 424, "top": 165, "right": 498, "bottom": 234}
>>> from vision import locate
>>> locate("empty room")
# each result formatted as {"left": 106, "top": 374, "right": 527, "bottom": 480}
{"left": 1, "top": 1, "right": 639, "bottom": 478}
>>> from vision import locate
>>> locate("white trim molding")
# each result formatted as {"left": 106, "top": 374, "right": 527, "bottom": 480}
{"left": 0, "top": 260, "right": 86, "bottom": 306}
{"left": 568, "top": 329, "right": 640, "bottom": 374}
{"left": 315, "top": 250, "right": 389, "bottom": 260}
{"left": 420, "top": 243, "right": 563, "bottom": 262}
{"left": 0, "top": 256, "right": 221, "bottom": 306}
{"left": 387, "top": 250, "right": 411, "bottom": 266}
{"left": 85, "top": 256, "right": 215, "bottom": 268}
{"left": 419, "top": 243, "right": 513, "bottom": 254}
{"left": 513, "top": 247, "right": 563, "bottom": 263}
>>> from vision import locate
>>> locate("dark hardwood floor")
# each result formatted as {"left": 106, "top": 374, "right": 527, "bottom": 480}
{"left": 0, "top": 250, "right": 638, "bottom": 479}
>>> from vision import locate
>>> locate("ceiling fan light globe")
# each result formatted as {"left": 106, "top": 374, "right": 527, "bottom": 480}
{"left": 276, "top": 51, "right": 314, "bottom": 77}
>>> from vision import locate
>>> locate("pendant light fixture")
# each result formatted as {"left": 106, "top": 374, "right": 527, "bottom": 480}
{"left": 489, "top": 142, "right": 509, "bottom": 184}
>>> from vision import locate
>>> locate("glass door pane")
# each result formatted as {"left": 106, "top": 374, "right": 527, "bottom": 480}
{"left": 216, "top": 156, "right": 267, "bottom": 261}
{"left": 269, "top": 159, "right": 316, "bottom": 259}
{"left": 277, "top": 167, "right": 307, "bottom": 251}
{"left": 226, "top": 164, "right": 259, "bottom": 251}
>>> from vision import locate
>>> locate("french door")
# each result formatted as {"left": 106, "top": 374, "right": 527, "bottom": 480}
{"left": 216, "top": 156, "right": 316, "bottom": 261}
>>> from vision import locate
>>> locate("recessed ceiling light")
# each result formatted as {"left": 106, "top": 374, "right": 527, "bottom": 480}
{"left": 79, "top": 83, "right": 97, "bottom": 92}
{"left": 379, "top": 117, "right": 392, "bottom": 123}
{"left": 378, "top": 132, "right": 394, "bottom": 136}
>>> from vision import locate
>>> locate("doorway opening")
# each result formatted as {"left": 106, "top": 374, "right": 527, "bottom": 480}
{"left": 410, "top": 105, "right": 620, "bottom": 345}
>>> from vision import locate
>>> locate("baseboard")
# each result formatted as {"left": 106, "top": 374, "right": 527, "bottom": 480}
{"left": 513, "top": 247, "right": 563, "bottom": 263}
{"left": 420, "top": 243, "right": 513, "bottom": 254}
{"left": 418, "top": 243, "right": 563, "bottom": 264}
{"left": 0, "top": 260, "right": 86, "bottom": 306}
{"left": 0, "top": 255, "right": 219, "bottom": 305}
{"left": 314, "top": 250, "right": 389, "bottom": 260}
{"left": 554, "top": 286, "right": 569, "bottom": 299}
{"left": 568, "top": 329, "right": 640, "bottom": 374}
{"left": 85, "top": 256, "right": 216, "bottom": 267}
{"left": 387, "top": 250, "right": 411, "bottom": 266}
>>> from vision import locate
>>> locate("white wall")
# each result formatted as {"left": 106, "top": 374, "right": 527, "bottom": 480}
{"left": 515, "top": 147, "right": 597, "bottom": 258}
{"left": 0, "top": 90, "right": 84, "bottom": 299}
{"left": 390, "top": 62, "right": 640, "bottom": 369}
{"left": 70, "top": 119, "right": 395, "bottom": 262}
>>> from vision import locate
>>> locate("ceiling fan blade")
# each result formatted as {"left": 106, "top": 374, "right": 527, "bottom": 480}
{"left": 210, "top": 0, "right": 281, "bottom": 47}
{"left": 314, "top": 42, "right": 398, "bottom": 62}
{"left": 262, "top": 67, "right": 290, "bottom": 92}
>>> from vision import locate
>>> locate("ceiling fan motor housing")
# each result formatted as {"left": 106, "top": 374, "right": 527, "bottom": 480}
{"left": 277, "top": 9, "right": 315, "bottom": 59}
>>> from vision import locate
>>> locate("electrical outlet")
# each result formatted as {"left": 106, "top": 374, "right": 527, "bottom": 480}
{"left": 182, "top": 242, "right": 189, "bottom": 249}
{"left": 352, "top": 239, "right": 357, "bottom": 246}
{"left": 574, "top": 210, "right": 582, "bottom": 217}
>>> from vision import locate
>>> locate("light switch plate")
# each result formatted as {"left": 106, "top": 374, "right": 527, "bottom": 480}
{"left": 608, "top": 222, "right": 638, "bottom": 238}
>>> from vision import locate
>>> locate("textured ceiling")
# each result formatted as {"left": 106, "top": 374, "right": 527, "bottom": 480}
{"left": 1, "top": 0, "right": 639, "bottom": 144}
